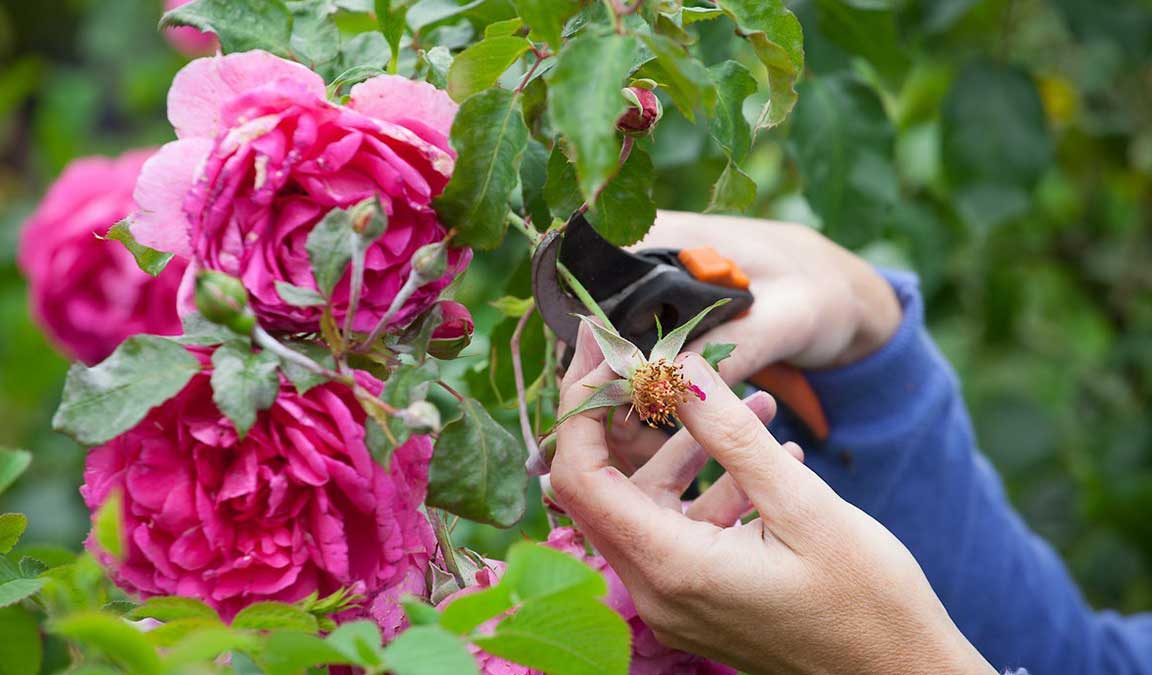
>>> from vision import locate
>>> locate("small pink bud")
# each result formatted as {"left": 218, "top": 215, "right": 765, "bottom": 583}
{"left": 428, "top": 300, "right": 474, "bottom": 359}
{"left": 617, "top": 87, "right": 663, "bottom": 136}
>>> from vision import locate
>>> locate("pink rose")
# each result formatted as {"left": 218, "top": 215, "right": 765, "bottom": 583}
{"left": 17, "top": 150, "right": 187, "bottom": 365}
{"left": 80, "top": 347, "right": 436, "bottom": 620}
{"left": 163, "top": 0, "right": 219, "bottom": 56}
{"left": 131, "top": 50, "right": 470, "bottom": 334}
{"left": 431, "top": 300, "right": 474, "bottom": 341}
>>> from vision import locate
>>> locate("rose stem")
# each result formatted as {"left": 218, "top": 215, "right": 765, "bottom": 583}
{"left": 428, "top": 508, "right": 465, "bottom": 587}
{"left": 511, "top": 305, "right": 546, "bottom": 475}
{"left": 253, "top": 326, "right": 353, "bottom": 385}
{"left": 361, "top": 270, "right": 424, "bottom": 347}
{"left": 342, "top": 249, "right": 366, "bottom": 339}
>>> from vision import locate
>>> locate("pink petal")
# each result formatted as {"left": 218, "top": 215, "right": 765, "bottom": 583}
{"left": 348, "top": 75, "right": 458, "bottom": 138}
{"left": 168, "top": 50, "right": 326, "bottom": 140}
{"left": 131, "top": 138, "right": 212, "bottom": 257}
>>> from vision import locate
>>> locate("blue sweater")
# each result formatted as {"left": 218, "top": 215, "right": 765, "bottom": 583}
{"left": 768, "top": 271, "right": 1152, "bottom": 675}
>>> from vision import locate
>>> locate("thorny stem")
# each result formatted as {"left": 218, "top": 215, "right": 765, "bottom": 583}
{"left": 512, "top": 305, "right": 546, "bottom": 475}
{"left": 253, "top": 327, "right": 353, "bottom": 385}
{"left": 428, "top": 508, "right": 465, "bottom": 587}
{"left": 362, "top": 271, "right": 424, "bottom": 347}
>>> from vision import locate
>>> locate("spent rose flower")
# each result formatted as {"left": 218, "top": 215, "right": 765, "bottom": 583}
{"left": 80, "top": 348, "right": 435, "bottom": 619}
{"left": 130, "top": 50, "right": 470, "bottom": 334}
{"left": 617, "top": 86, "right": 663, "bottom": 136}
{"left": 163, "top": 0, "right": 218, "bottom": 56}
{"left": 17, "top": 149, "right": 187, "bottom": 365}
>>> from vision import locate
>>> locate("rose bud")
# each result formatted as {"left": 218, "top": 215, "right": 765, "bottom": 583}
{"left": 195, "top": 270, "right": 256, "bottom": 336}
{"left": 411, "top": 242, "right": 449, "bottom": 284}
{"left": 617, "top": 86, "right": 663, "bottom": 136}
{"left": 427, "top": 300, "right": 474, "bottom": 360}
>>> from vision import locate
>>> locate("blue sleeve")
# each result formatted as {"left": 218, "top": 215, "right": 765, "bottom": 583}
{"left": 767, "top": 270, "right": 1152, "bottom": 675}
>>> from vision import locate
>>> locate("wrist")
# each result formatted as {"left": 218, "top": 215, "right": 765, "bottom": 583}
{"left": 831, "top": 263, "right": 902, "bottom": 368}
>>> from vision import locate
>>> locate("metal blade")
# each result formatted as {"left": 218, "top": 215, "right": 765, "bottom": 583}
{"left": 530, "top": 228, "right": 583, "bottom": 344}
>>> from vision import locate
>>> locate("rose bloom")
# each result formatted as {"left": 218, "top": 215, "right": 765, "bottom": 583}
{"left": 131, "top": 50, "right": 470, "bottom": 335}
{"left": 17, "top": 149, "right": 187, "bottom": 365}
{"left": 80, "top": 348, "right": 435, "bottom": 619}
{"left": 163, "top": 0, "right": 218, "bottom": 56}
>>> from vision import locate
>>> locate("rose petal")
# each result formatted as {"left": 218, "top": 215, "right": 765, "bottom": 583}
{"left": 131, "top": 139, "right": 212, "bottom": 257}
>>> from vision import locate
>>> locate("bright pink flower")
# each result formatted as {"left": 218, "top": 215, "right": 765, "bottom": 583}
{"left": 17, "top": 150, "right": 187, "bottom": 365}
{"left": 131, "top": 50, "right": 470, "bottom": 334}
{"left": 163, "top": 0, "right": 218, "bottom": 56}
{"left": 431, "top": 300, "right": 474, "bottom": 341}
{"left": 80, "top": 348, "right": 436, "bottom": 620}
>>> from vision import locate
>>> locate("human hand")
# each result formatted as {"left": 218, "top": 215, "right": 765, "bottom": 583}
{"left": 550, "top": 325, "right": 994, "bottom": 675}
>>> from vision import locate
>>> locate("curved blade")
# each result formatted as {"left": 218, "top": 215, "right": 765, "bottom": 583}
{"left": 530, "top": 228, "right": 583, "bottom": 344}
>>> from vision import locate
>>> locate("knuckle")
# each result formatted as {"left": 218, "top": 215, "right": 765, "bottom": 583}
{"left": 710, "top": 411, "right": 766, "bottom": 458}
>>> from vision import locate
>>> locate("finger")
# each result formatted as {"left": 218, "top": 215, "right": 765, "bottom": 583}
{"left": 631, "top": 391, "right": 776, "bottom": 508}
{"left": 562, "top": 320, "right": 606, "bottom": 388}
{"left": 676, "top": 353, "right": 838, "bottom": 544}
{"left": 685, "top": 442, "right": 804, "bottom": 526}
{"left": 606, "top": 414, "right": 673, "bottom": 473}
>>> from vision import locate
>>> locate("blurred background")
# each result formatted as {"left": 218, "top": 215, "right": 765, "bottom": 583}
{"left": 1, "top": 0, "right": 1150, "bottom": 614}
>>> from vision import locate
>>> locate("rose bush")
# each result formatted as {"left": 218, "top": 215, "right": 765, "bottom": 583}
{"left": 162, "top": 0, "right": 217, "bottom": 56}
{"left": 131, "top": 50, "right": 470, "bottom": 334}
{"left": 17, "top": 149, "right": 187, "bottom": 364}
{"left": 80, "top": 346, "right": 435, "bottom": 620}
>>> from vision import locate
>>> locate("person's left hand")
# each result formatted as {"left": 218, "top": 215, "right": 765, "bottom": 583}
{"left": 549, "top": 322, "right": 995, "bottom": 675}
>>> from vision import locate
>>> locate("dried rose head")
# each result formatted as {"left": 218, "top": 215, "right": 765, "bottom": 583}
{"left": 557, "top": 300, "right": 728, "bottom": 428}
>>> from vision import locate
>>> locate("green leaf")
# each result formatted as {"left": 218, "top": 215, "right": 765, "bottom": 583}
{"left": 93, "top": 491, "right": 124, "bottom": 560}
{"left": 278, "top": 341, "right": 337, "bottom": 394}
{"left": 375, "top": 0, "right": 414, "bottom": 71}
{"left": 519, "top": 138, "right": 552, "bottom": 229}
{"left": 0, "top": 606, "right": 41, "bottom": 675}
{"left": 683, "top": 6, "right": 724, "bottom": 23}
{"left": 714, "top": 0, "right": 804, "bottom": 128}
{"left": 434, "top": 88, "right": 530, "bottom": 249}
{"left": 501, "top": 542, "right": 608, "bottom": 601}
{"left": 402, "top": 597, "right": 441, "bottom": 626}
{"left": 708, "top": 61, "right": 757, "bottom": 163}
{"left": 490, "top": 296, "right": 535, "bottom": 318}
{"left": 325, "top": 620, "right": 387, "bottom": 668}
{"left": 543, "top": 143, "right": 584, "bottom": 224}
{"left": 177, "top": 312, "right": 238, "bottom": 347}
{"left": 428, "top": 398, "right": 527, "bottom": 527}
{"left": 0, "top": 578, "right": 45, "bottom": 608}
{"left": 290, "top": 0, "right": 342, "bottom": 69}
{"left": 702, "top": 342, "right": 737, "bottom": 369}
{"left": 553, "top": 379, "right": 632, "bottom": 427}
{"left": 275, "top": 281, "right": 327, "bottom": 308}
{"left": 260, "top": 632, "right": 355, "bottom": 675}
{"left": 146, "top": 618, "right": 226, "bottom": 648}
{"left": 129, "top": 596, "right": 219, "bottom": 623}
{"left": 307, "top": 206, "right": 357, "bottom": 297}
{"left": 0, "top": 514, "right": 27, "bottom": 555}
{"left": 447, "top": 36, "right": 533, "bottom": 102}
{"left": 160, "top": 0, "right": 293, "bottom": 57}
{"left": 475, "top": 596, "right": 630, "bottom": 675}
{"left": 812, "top": 0, "right": 908, "bottom": 88}
{"left": 52, "top": 612, "right": 163, "bottom": 675}
{"left": 52, "top": 335, "right": 202, "bottom": 446}
{"left": 328, "top": 65, "right": 388, "bottom": 97}
{"left": 941, "top": 60, "right": 1052, "bottom": 230}
{"left": 424, "top": 45, "right": 454, "bottom": 88}
{"left": 707, "top": 162, "right": 757, "bottom": 213}
{"left": 104, "top": 220, "right": 175, "bottom": 277}
{"left": 164, "top": 627, "right": 260, "bottom": 667}
{"left": 788, "top": 75, "right": 897, "bottom": 248}
{"left": 382, "top": 625, "right": 479, "bottom": 675}
{"left": 513, "top": 0, "right": 580, "bottom": 51}
{"left": 547, "top": 33, "right": 640, "bottom": 201}
{"left": 232, "top": 601, "right": 320, "bottom": 632}
{"left": 636, "top": 34, "right": 715, "bottom": 121}
{"left": 0, "top": 449, "right": 30, "bottom": 497}
{"left": 586, "top": 147, "right": 656, "bottom": 246}
{"left": 18, "top": 558, "right": 46, "bottom": 579}
{"left": 210, "top": 341, "right": 281, "bottom": 438}
{"left": 484, "top": 17, "right": 524, "bottom": 38}
{"left": 439, "top": 584, "right": 513, "bottom": 635}
{"left": 649, "top": 299, "right": 731, "bottom": 363}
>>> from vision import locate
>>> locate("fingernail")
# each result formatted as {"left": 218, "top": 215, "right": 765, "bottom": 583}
{"left": 678, "top": 353, "right": 718, "bottom": 396}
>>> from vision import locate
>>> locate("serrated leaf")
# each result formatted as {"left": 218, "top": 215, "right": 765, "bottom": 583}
{"left": 51, "top": 612, "right": 162, "bottom": 675}
{"left": 636, "top": 34, "right": 715, "bottom": 121}
{"left": 501, "top": 542, "right": 608, "bottom": 601}
{"left": 0, "top": 514, "right": 27, "bottom": 555}
{"left": 708, "top": 61, "right": 757, "bottom": 163}
{"left": 0, "top": 606, "right": 42, "bottom": 675}
{"left": 93, "top": 490, "right": 124, "bottom": 560}
{"left": 129, "top": 596, "right": 219, "bottom": 623}
{"left": 513, "top": 0, "right": 580, "bottom": 50}
{"left": 382, "top": 625, "right": 479, "bottom": 675}
{"left": 714, "top": 0, "right": 804, "bottom": 128}
{"left": 402, "top": 598, "right": 441, "bottom": 626}
{"left": 649, "top": 299, "right": 731, "bottom": 364}
{"left": 519, "top": 138, "right": 551, "bottom": 229}
{"left": 702, "top": 342, "right": 737, "bottom": 369}
{"left": 707, "top": 162, "right": 757, "bottom": 213}
{"left": 586, "top": 147, "right": 656, "bottom": 246}
{"left": 375, "top": 0, "right": 413, "bottom": 71}
{"left": 554, "top": 379, "right": 632, "bottom": 427}
{"left": 329, "top": 65, "right": 388, "bottom": 97}
{"left": 438, "top": 584, "right": 513, "bottom": 635}
{"left": 485, "top": 17, "right": 524, "bottom": 38}
{"left": 232, "top": 602, "right": 319, "bottom": 632}
{"left": 104, "top": 220, "right": 175, "bottom": 277}
{"left": 275, "top": 281, "right": 327, "bottom": 308}
{"left": 428, "top": 398, "right": 527, "bottom": 527}
{"left": 160, "top": 0, "right": 293, "bottom": 57}
{"left": 475, "top": 596, "right": 630, "bottom": 675}
{"left": 435, "top": 88, "right": 530, "bottom": 249}
{"left": 547, "top": 33, "right": 640, "bottom": 201}
{"left": 278, "top": 341, "right": 336, "bottom": 394}
{"left": 18, "top": 557, "right": 46, "bottom": 579}
{"left": 260, "top": 632, "right": 354, "bottom": 675}
{"left": 325, "top": 621, "right": 386, "bottom": 668}
{"left": 447, "top": 36, "right": 533, "bottom": 102}
{"left": 290, "top": 0, "right": 342, "bottom": 69}
{"left": 176, "top": 313, "right": 237, "bottom": 347}
{"left": 543, "top": 143, "right": 583, "bottom": 223}
{"left": 424, "top": 45, "right": 454, "bottom": 88}
{"left": 0, "top": 578, "right": 45, "bottom": 609}
{"left": 307, "top": 207, "right": 357, "bottom": 297}
{"left": 52, "top": 336, "right": 202, "bottom": 446}
{"left": 0, "top": 449, "right": 30, "bottom": 497}
{"left": 576, "top": 316, "right": 643, "bottom": 378}
{"left": 210, "top": 341, "right": 281, "bottom": 438}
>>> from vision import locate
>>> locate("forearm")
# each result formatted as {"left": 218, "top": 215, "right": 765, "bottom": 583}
{"left": 769, "top": 271, "right": 1151, "bottom": 674}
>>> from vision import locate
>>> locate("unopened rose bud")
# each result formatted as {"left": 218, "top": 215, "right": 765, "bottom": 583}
{"left": 411, "top": 242, "right": 448, "bottom": 284}
{"left": 398, "top": 400, "right": 441, "bottom": 435}
{"left": 617, "top": 86, "right": 663, "bottom": 136}
{"left": 428, "top": 301, "right": 474, "bottom": 360}
{"left": 195, "top": 270, "right": 257, "bottom": 335}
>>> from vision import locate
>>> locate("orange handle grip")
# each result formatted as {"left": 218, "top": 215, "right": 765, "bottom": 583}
{"left": 678, "top": 246, "right": 829, "bottom": 442}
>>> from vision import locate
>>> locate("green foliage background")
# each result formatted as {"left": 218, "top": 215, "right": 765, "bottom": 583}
{"left": 2, "top": 0, "right": 1151, "bottom": 618}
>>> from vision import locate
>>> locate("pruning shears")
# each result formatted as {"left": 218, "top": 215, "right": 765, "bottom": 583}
{"left": 530, "top": 213, "right": 829, "bottom": 442}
